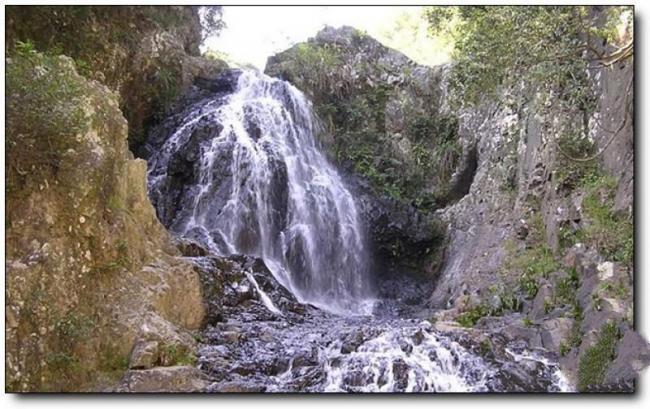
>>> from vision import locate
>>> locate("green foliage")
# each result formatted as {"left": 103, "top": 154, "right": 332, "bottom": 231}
{"left": 6, "top": 45, "right": 89, "bottom": 191}
{"left": 456, "top": 287, "right": 523, "bottom": 328}
{"left": 457, "top": 304, "right": 491, "bottom": 327}
{"left": 159, "top": 343, "right": 197, "bottom": 366}
{"left": 199, "top": 6, "right": 226, "bottom": 41}
{"left": 99, "top": 349, "right": 129, "bottom": 373}
{"left": 425, "top": 6, "right": 630, "bottom": 110}
{"left": 55, "top": 313, "right": 95, "bottom": 341}
{"left": 507, "top": 244, "right": 559, "bottom": 300}
{"left": 578, "top": 174, "right": 633, "bottom": 265}
{"left": 568, "top": 302, "right": 584, "bottom": 347}
{"left": 46, "top": 352, "right": 80, "bottom": 371}
{"left": 555, "top": 267, "right": 580, "bottom": 306}
{"left": 559, "top": 341, "right": 570, "bottom": 357}
{"left": 577, "top": 321, "right": 620, "bottom": 391}
{"left": 6, "top": 6, "right": 209, "bottom": 152}
{"left": 600, "top": 281, "right": 629, "bottom": 299}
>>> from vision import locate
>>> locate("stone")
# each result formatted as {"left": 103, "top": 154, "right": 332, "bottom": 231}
{"left": 129, "top": 340, "right": 159, "bottom": 370}
{"left": 174, "top": 238, "right": 209, "bottom": 257}
{"left": 119, "top": 366, "right": 209, "bottom": 393}
{"left": 605, "top": 329, "right": 650, "bottom": 385}
{"left": 597, "top": 261, "right": 615, "bottom": 281}
{"left": 530, "top": 284, "right": 553, "bottom": 319}
{"left": 211, "top": 381, "right": 266, "bottom": 393}
{"left": 540, "top": 318, "right": 573, "bottom": 351}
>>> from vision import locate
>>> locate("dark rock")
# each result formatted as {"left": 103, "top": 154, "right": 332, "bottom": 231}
{"left": 211, "top": 381, "right": 267, "bottom": 393}
{"left": 605, "top": 329, "right": 650, "bottom": 385}
{"left": 392, "top": 358, "right": 410, "bottom": 390}
{"left": 194, "top": 70, "right": 243, "bottom": 94}
{"left": 341, "top": 330, "right": 366, "bottom": 354}
{"left": 174, "top": 237, "right": 209, "bottom": 257}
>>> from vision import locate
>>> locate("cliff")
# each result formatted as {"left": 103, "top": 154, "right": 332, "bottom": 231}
{"left": 5, "top": 6, "right": 226, "bottom": 391}
{"left": 265, "top": 25, "right": 639, "bottom": 390}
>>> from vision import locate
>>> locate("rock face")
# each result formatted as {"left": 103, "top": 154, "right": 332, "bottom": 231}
{"left": 5, "top": 6, "right": 227, "bottom": 155}
{"left": 266, "top": 24, "right": 637, "bottom": 390}
{"left": 425, "top": 30, "right": 636, "bottom": 390}
{"left": 4, "top": 45, "right": 206, "bottom": 392}
{"left": 266, "top": 26, "right": 461, "bottom": 278}
{"left": 119, "top": 366, "right": 210, "bottom": 393}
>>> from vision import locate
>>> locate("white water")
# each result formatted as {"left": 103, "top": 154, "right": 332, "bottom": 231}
{"left": 149, "top": 70, "right": 374, "bottom": 314}
{"left": 321, "top": 323, "right": 493, "bottom": 392}
{"left": 149, "top": 70, "right": 575, "bottom": 393}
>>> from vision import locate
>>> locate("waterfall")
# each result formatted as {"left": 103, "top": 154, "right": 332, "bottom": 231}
{"left": 148, "top": 70, "right": 374, "bottom": 314}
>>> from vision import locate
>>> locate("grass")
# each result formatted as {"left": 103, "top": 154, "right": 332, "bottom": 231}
{"left": 159, "top": 343, "right": 197, "bottom": 366}
{"left": 55, "top": 312, "right": 95, "bottom": 341}
{"left": 6, "top": 43, "right": 89, "bottom": 193}
{"left": 577, "top": 321, "right": 619, "bottom": 391}
{"left": 578, "top": 173, "right": 633, "bottom": 265}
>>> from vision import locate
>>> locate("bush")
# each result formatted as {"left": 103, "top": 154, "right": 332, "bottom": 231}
{"left": 6, "top": 44, "right": 89, "bottom": 192}
{"left": 577, "top": 321, "right": 619, "bottom": 391}
{"left": 578, "top": 174, "right": 633, "bottom": 265}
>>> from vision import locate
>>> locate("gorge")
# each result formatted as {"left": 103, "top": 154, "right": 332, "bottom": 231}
{"left": 4, "top": 6, "right": 643, "bottom": 393}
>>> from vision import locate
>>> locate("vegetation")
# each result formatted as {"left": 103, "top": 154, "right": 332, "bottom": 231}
{"left": 456, "top": 287, "right": 522, "bottom": 328}
{"left": 577, "top": 321, "right": 620, "bottom": 391}
{"left": 557, "top": 169, "right": 633, "bottom": 265}
{"left": 424, "top": 6, "right": 632, "bottom": 109}
{"left": 502, "top": 213, "right": 559, "bottom": 301}
{"left": 5, "top": 6, "right": 224, "bottom": 152}
{"left": 159, "top": 343, "right": 197, "bottom": 366}
{"left": 269, "top": 34, "right": 462, "bottom": 207}
{"left": 578, "top": 174, "right": 633, "bottom": 265}
{"left": 6, "top": 43, "right": 89, "bottom": 193}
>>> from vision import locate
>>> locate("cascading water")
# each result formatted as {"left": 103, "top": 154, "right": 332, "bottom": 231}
{"left": 148, "top": 70, "right": 374, "bottom": 314}
{"left": 146, "top": 69, "right": 573, "bottom": 393}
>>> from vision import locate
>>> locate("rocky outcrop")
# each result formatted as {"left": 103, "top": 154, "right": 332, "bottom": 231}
{"left": 265, "top": 26, "right": 461, "bottom": 278}
{"left": 5, "top": 49, "right": 206, "bottom": 391}
{"left": 5, "top": 6, "right": 227, "bottom": 155}
{"left": 4, "top": 6, "right": 234, "bottom": 392}
{"left": 265, "top": 24, "right": 637, "bottom": 390}
{"left": 426, "top": 32, "right": 636, "bottom": 390}
{"left": 266, "top": 26, "right": 464, "bottom": 208}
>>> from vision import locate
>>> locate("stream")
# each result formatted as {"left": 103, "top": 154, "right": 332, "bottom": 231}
{"left": 146, "top": 69, "right": 573, "bottom": 393}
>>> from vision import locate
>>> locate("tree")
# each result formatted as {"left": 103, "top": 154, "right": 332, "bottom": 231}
{"left": 424, "top": 6, "right": 633, "bottom": 109}
{"left": 199, "top": 6, "right": 226, "bottom": 42}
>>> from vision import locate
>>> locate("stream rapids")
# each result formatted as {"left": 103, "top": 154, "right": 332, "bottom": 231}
{"left": 146, "top": 69, "right": 573, "bottom": 393}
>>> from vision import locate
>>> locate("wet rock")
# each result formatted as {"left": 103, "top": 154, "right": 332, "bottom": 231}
{"left": 340, "top": 330, "right": 366, "bottom": 354}
{"left": 392, "top": 358, "right": 410, "bottom": 390}
{"left": 211, "top": 381, "right": 267, "bottom": 393}
{"left": 174, "top": 237, "right": 209, "bottom": 257}
{"left": 194, "top": 70, "right": 242, "bottom": 94}
{"left": 219, "top": 331, "right": 243, "bottom": 344}
{"left": 119, "top": 366, "right": 209, "bottom": 393}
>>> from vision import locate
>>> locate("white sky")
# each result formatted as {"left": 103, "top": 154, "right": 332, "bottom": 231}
{"left": 202, "top": 6, "right": 425, "bottom": 70}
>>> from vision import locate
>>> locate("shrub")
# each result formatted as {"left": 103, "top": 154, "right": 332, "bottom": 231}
{"left": 577, "top": 321, "right": 619, "bottom": 391}
{"left": 6, "top": 44, "right": 89, "bottom": 192}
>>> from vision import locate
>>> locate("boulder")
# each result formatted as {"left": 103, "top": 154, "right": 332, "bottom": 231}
{"left": 540, "top": 318, "right": 573, "bottom": 352}
{"left": 119, "top": 366, "right": 209, "bottom": 393}
{"left": 129, "top": 340, "right": 160, "bottom": 370}
{"left": 605, "top": 329, "right": 650, "bottom": 385}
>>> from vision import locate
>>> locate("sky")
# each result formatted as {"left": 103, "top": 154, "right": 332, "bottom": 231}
{"left": 201, "top": 6, "right": 452, "bottom": 70}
